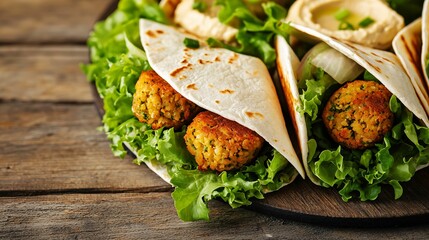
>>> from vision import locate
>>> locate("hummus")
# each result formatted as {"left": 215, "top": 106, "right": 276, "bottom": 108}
{"left": 286, "top": 0, "right": 404, "bottom": 49}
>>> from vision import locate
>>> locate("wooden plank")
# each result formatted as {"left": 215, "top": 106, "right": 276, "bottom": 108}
{"left": 0, "top": 193, "right": 428, "bottom": 239}
{"left": 0, "top": 102, "right": 170, "bottom": 193}
{"left": 0, "top": 46, "right": 93, "bottom": 103}
{"left": 0, "top": 0, "right": 116, "bottom": 43}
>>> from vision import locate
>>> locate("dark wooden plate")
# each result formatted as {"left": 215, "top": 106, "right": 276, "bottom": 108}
{"left": 91, "top": 83, "right": 429, "bottom": 227}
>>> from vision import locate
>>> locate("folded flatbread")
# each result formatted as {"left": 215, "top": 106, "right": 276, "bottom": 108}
{"left": 136, "top": 19, "right": 305, "bottom": 183}
{"left": 392, "top": 0, "right": 429, "bottom": 118}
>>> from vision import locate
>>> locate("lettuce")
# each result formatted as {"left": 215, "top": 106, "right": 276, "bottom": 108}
{"left": 301, "top": 68, "right": 429, "bottom": 201}
{"left": 170, "top": 149, "right": 294, "bottom": 221}
{"left": 82, "top": 0, "right": 296, "bottom": 221}
{"left": 82, "top": 0, "right": 167, "bottom": 82}
{"left": 298, "top": 68, "right": 337, "bottom": 121}
{"left": 207, "top": 0, "right": 292, "bottom": 68}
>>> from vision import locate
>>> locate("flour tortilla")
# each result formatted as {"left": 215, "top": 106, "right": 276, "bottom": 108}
{"left": 393, "top": 18, "right": 429, "bottom": 118}
{"left": 275, "top": 35, "right": 309, "bottom": 178}
{"left": 138, "top": 19, "right": 305, "bottom": 183}
{"left": 276, "top": 22, "right": 429, "bottom": 183}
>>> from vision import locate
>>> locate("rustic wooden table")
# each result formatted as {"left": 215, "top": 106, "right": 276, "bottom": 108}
{"left": 1, "top": 0, "right": 428, "bottom": 239}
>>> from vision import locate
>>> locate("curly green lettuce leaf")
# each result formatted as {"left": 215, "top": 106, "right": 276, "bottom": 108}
{"left": 298, "top": 67, "right": 337, "bottom": 121}
{"left": 82, "top": 0, "right": 167, "bottom": 82}
{"left": 207, "top": 0, "right": 292, "bottom": 68}
{"left": 170, "top": 169, "right": 224, "bottom": 221}
{"left": 170, "top": 148, "right": 296, "bottom": 221}
{"left": 101, "top": 55, "right": 151, "bottom": 132}
{"left": 91, "top": 0, "right": 167, "bottom": 59}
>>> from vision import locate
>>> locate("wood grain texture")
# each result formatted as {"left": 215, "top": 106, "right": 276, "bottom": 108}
{"left": 0, "top": 46, "right": 93, "bottom": 102}
{"left": 0, "top": 102, "right": 170, "bottom": 193}
{"left": 0, "top": 0, "right": 115, "bottom": 43}
{"left": 1, "top": 193, "right": 428, "bottom": 239}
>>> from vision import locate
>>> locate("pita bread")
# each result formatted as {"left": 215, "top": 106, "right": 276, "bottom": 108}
{"left": 393, "top": 18, "right": 429, "bottom": 119}
{"left": 138, "top": 19, "right": 305, "bottom": 179}
{"left": 275, "top": 35, "right": 311, "bottom": 182}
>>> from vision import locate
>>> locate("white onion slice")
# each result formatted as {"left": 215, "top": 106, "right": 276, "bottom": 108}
{"left": 311, "top": 45, "right": 364, "bottom": 84}
{"left": 297, "top": 42, "right": 330, "bottom": 83}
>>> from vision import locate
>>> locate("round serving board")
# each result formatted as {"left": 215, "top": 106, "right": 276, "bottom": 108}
{"left": 91, "top": 84, "right": 429, "bottom": 227}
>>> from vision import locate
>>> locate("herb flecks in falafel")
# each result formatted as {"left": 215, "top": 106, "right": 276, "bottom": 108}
{"left": 184, "top": 111, "right": 265, "bottom": 172}
{"left": 322, "top": 80, "right": 394, "bottom": 150}
{"left": 132, "top": 70, "right": 201, "bottom": 130}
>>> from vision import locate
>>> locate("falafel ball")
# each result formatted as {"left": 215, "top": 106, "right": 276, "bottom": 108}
{"left": 184, "top": 111, "right": 265, "bottom": 172}
{"left": 132, "top": 70, "right": 201, "bottom": 130}
{"left": 322, "top": 80, "right": 394, "bottom": 150}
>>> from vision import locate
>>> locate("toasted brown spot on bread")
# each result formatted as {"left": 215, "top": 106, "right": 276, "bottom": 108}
{"left": 187, "top": 83, "right": 198, "bottom": 90}
{"left": 245, "top": 111, "right": 264, "bottom": 119}
{"left": 198, "top": 59, "right": 213, "bottom": 64}
{"left": 170, "top": 63, "right": 193, "bottom": 77}
{"left": 146, "top": 30, "right": 156, "bottom": 38}
{"left": 220, "top": 89, "right": 234, "bottom": 94}
{"left": 228, "top": 53, "right": 239, "bottom": 64}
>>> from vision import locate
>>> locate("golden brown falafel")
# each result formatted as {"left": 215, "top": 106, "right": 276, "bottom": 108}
{"left": 184, "top": 111, "right": 265, "bottom": 172}
{"left": 132, "top": 70, "right": 201, "bottom": 130}
{"left": 322, "top": 80, "right": 394, "bottom": 150}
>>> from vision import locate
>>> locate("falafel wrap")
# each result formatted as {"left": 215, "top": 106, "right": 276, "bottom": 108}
{"left": 140, "top": 18, "right": 304, "bottom": 171}
{"left": 83, "top": 0, "right": 304, "bottom": 221}
{"left": 275, "top": 22, "right": 429, "bottom": 201}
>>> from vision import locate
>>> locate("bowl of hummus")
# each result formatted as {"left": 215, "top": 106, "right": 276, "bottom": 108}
{"left": 286, "top": 0, "right": 404, "bottom": 49}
